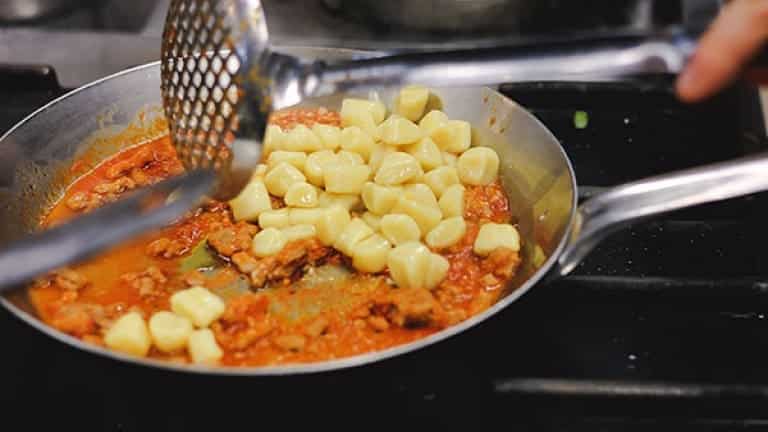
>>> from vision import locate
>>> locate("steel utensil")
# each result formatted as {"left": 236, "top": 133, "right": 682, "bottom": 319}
{"left": 0, "top": 171, "right": 213, "bottom": 291}
{"left": 161, "top": 0, "right": 695, "bottom": 200}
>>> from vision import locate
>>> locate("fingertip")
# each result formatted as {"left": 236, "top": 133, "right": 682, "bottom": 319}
{"left": 675, "top": 69, "right": 704, "bottom": 103}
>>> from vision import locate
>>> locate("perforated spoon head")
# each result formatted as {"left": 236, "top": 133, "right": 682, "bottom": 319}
{"left": 160, "top": 0, "right": 305, "bottom": 200}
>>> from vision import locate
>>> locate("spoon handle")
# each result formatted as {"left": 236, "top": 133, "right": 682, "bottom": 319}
{"left": 311, "top": 34, "right": 694, "bottom": 96}
{"left": 0, "top": 171, "right": 213, "bottom": 291}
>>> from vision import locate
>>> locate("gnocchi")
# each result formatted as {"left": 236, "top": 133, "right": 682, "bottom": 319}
{"left": 104, "top": 312, "right": 151, "bottom": 357}
{"left": 170, "top": 286, "right": 226, "bottom": 328}
{"left": 374, "top": 152, "right": 423, "bottom": 185}
{"left": 391, "top": 196, "right": 442, "bottom": 234}
{"left": 424, "top": 166, "right": 460, "bottom": 198}
{"left": 264, "top": 162, "right": 306, "bottom": 197}
{"left": 379, "top": 115, "right": 424, "bottom": 146}
{"left": 425, "top": 216, "right": 466, "bottom": 249}
{"left": 284, "top": 124, "right": 323, "bottom": 152}
{"left": 340, "top": 99, "right": 380, "bottom": 138}
{"left": 380, "top": 214, "right": 421, "bottom": 246}
{"left": 34, "top": 84, "right": 527, "bottom": 367}
{"left": 361, "top": 182, "right": 399, "bottom": 215}
{"left": 369, "top": 145, "right": 396, "bottom": 173}
{"left": 281, "top": 224, "right": 317, "bottom": 242}
{"left": 387, "top": 242, "right": 430, "bottom": 289}
{"left": 252, "top": 227, "right": 288, "bottom": 257}
{"left": 351, "top": 233, "right": 391, "bottom": 273}
{"left": 419, "top": 110, "right": 449, "bottom": 135}
{"left": 432, "top": 120, "right": 471, "bottom": 153}
{"left": 284, "top": 182, "right": 319, "bottom": 208}
{"left": 395, "top": 85, "right": 430, "bottom": 121}
{"left": 334, "top": 218, "right": 374, "bottom": 256}
{"left": 457, "top": 146, "right": 500, "bottom": 185}
{"left": 228, "top": 179, "right": 272, "bottom": 222}
{"left": 304, "top": 150, "right": 337, "bottom": 187}
{"left": 149, "top": 311, "right": 193, "bottom": 353}
{"left": 324, "top": 164, "right": 371, "bottom": 195}
{"left": 404, "top": 183, "right": 439, "bottom": 209}
{"left": 187, "top": 328, "right": 223, "bottom": 365}
{"left": 340, "top": 126, "right": 377, "bottom": 162}
{"left": 425, "top": 253, "right": 450, "bottom": 290}
{"left": 312, "top": 124, "right": 342, "bottom": 150}
{"left": 316, "top": 206, "right": 351, "bottom": 246}
{"left": 438, "top": 184, "right": 465, "bottom": 218}
{"left": 263, "top": 124, "right": 287, "bottom": 155}
{"left": 232, "top": 88, "right": 513, "bottom": 293}
{"left": 289, "top": 208, "right": 325, "bottom": 227}
{"left": 406, "top": 137, "right": 443, "bottom": 171}
{"left": 361, "top": 211, "right": 382, "bottom": 231}
{"left": 318, "top": 191, "right": 361, "bottom": 210}
{"left": 258, "top": 208, "right": 291, "bottom": 229}
{"left": 267, "top": 150, "right": 307, "bottom": 171}
{"left": 473, "top": 223, "right": 521, "bottom": 255}
{"left": 442, "top": 151, "right": 458, "bottom": 167}
{"left": 251, "top": 163, "right": 269, "bottom": 179}
{"left": 341, "top": 98, "right": 386, "bottom": 125}
{"left": 336, "top": 150, "right": 365, "bottom": 166}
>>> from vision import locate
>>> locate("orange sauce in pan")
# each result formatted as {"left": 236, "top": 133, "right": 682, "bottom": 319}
{"left": 28, "top": 109, "right": 520, "bottom": 367}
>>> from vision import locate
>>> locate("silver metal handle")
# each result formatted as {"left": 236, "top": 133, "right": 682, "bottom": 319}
{"left": 556, "top": 153, "right": 768, "bottom": 277}
{"left": 308, "top": 35, "right": 695, "bottom": 97}
{"left": 0, "top": 170, "right": 213, "bottom": 291}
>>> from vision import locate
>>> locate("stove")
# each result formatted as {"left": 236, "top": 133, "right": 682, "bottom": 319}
{"left": 4, "top": 0, "right": 768, "bottom": 428}
{"left": 1, "top": 60, "right": 768, "bottom": 429}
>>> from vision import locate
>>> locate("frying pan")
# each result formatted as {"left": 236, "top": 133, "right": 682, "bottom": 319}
{"left": 2, "top": 46, "right": 768, "bottom": 375}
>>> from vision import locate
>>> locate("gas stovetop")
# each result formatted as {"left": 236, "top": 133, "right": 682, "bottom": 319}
{"left": 1, "top": 65, "right": 768, "bottom": 430}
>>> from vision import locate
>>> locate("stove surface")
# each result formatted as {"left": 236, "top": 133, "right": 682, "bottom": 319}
{"left": 1, "top": 69, "right": 768, "bottom": 430}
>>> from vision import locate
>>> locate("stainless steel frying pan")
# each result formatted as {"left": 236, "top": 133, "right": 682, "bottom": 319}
{"left": 2, "top": 47, "right": 768, "bottom": 375}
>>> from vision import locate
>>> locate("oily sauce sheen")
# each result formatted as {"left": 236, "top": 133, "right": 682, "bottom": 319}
{"left": 29, "top": 108, "right": 521, "bottom": 367}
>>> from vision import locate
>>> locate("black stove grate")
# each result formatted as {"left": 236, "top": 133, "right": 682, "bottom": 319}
{"left": 1, "top": 67, "right": 768, "bottom": 429}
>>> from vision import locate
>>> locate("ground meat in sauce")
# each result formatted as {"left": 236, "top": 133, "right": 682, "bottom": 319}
{"left": 29, "top": 108, "right": 522, "bottom": 367}
{"left": 247, "top": 238, "right": 339, "bottom": 288}
{"left": 60, "top": 138, "right": 184, "bottom": 217}
{"left": 50, "top": 303, "right": 102, "bottom": 336}
{"left": 373, "top": 287, "right": 443, "bottom": 328}
{"left": 146, "top": 237, "right": 188, "bottom": 258}
{"left": 207, "top": 223, "right": 257, "bottom": 257}
{"left": 122, "top": 266, "right": 168, "bottom": 299}
{"left": 53, "top": 268, "right": 88, "bottom": 291}
{"left": 213, "top": 293, "right": 274, "bottom": 351}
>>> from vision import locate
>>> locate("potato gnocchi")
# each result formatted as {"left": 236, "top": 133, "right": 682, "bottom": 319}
{"left": 230, "top": 85, "right": 519, "bottom": 284}
{"left": 31, "top": 85, "right": 524, "bottom": 367}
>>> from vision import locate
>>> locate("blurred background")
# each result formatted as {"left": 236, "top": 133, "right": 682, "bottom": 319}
{"left": 5, "top": 0, "right": 760, "bottom": 122}
{"left": 0, "top": 0, "right": 715, "bottom": 87}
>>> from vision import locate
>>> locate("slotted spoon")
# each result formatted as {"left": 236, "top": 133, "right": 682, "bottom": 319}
{"left": 160, "top": 0, "right": 696, "bottom": 199}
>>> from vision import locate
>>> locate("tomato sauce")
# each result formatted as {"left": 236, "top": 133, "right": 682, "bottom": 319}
{"left": 28, "top": 109, "right": 520, "bottom": 367}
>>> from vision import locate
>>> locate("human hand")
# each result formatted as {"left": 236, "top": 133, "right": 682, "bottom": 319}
{"left": 676, "top": 0, "right": 768, "bottom": 102}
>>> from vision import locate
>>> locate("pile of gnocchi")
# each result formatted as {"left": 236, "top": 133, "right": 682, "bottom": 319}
{"left": 101, "top": 85, "right": 522, "bottom": 364}
{"left": 229, "top": 85, "right": 520, "bottom": 290}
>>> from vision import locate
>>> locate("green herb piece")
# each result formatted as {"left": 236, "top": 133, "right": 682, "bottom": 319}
{"left": 573, "top": 110, "right": 589, "bottom": 129}
{"left": 179, "top": 240, "right": 218, "bottom": 272}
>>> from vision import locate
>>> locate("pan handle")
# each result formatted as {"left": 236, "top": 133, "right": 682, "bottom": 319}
{"left": 555, "top": 152, "right": 768, "bottom": 277}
